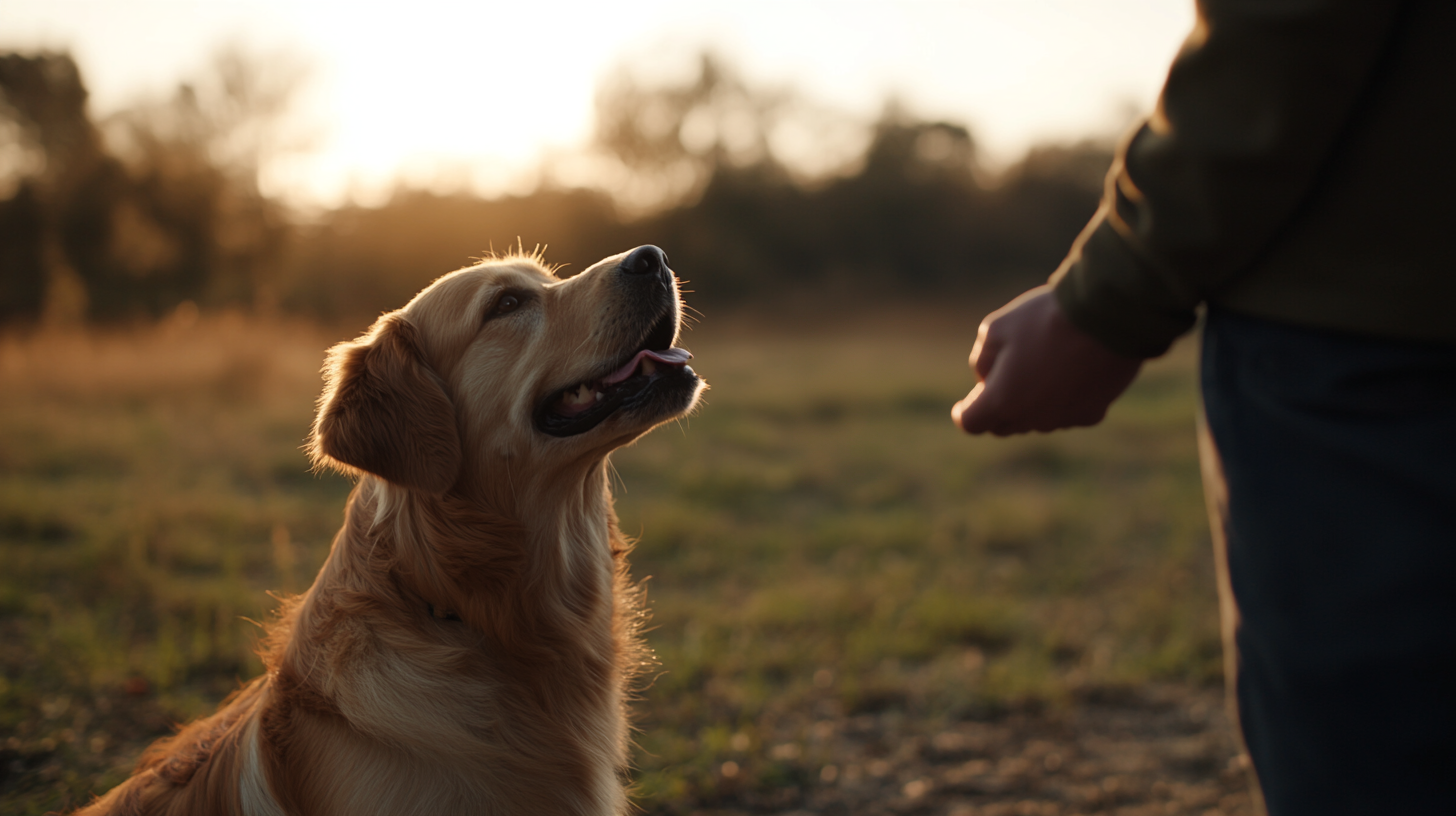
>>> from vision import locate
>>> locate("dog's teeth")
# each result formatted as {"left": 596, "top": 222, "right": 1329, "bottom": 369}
{"left": 563, "top": 384, "right": 597, "bottom": 407}
{"left": 595, "top": 391, "right": 604, "bottom": 400}
{"left": 641, "top": 358, "right": 657, "bottom": 376}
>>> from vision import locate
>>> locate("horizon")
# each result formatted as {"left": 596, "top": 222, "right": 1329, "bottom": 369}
{"left": 1, "top": 0, "right": 1194, "bottom": 209}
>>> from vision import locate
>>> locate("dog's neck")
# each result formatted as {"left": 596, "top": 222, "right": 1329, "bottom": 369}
{"left": 362, "top": 462, "right": 620, "bottom": 651}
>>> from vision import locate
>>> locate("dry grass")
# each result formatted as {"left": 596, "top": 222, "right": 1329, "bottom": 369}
{"left": 0, "top": 308, "right": 1220, "bottom": 814}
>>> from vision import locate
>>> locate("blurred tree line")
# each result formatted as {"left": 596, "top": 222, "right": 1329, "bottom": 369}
{"left": 1, "top": 50, "right": 1114, "bottom": 325}
{"left": 0, "top": 49, "right": 295, "bottom": 323}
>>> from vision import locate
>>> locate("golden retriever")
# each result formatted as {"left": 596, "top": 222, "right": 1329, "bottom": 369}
{"left": 76, "top": 246, "right": 704, "bottom": 816}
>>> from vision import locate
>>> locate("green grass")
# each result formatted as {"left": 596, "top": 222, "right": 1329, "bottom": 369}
{"left": 0, "top": 309, "right": 1220, "bottom": 813}
{"left": 613, "top": 314, "right": 1218, "bottom": 807}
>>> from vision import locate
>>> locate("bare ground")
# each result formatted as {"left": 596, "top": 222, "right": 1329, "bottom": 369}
{"left": 3, "top": 671, "right": 1257, "bottom": 816}
{"left": 662, "top": 684, "right": 1258, "bottom": 816}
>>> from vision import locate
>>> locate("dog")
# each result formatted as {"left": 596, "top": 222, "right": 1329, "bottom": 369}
{"left": 76, "top": 245, "right": 704, "bottom": 816}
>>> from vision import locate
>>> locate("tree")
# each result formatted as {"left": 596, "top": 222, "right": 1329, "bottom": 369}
{"left": 0, "top": 52, "right": 120, "bottom": 323}
{"left": 0, "top": 46, "right": 306, "bottom": 323}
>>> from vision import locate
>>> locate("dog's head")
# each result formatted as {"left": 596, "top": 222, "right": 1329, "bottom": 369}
{"left": 308, "top": 246, "right": 703, "bottom": 496}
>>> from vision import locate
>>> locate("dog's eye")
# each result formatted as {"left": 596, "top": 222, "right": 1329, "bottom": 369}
{"left": 495, "top": 295, "right": 520, "bottom": 315}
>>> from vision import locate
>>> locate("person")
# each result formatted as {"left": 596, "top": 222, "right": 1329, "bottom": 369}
{"left": 951, "top": 1, "right": 1456, "bottom": 814}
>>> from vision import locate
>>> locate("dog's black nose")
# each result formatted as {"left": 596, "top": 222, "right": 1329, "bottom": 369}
{"left": 620, "top": 245, "right": 668, "bottom": 277}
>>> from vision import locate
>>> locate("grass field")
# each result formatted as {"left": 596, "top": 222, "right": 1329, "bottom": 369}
{"left": 0, "top": 306, "right": 1221, "bottom": 814}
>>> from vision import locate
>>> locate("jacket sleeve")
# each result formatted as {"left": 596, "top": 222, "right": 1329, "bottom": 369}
{"left": 1050, "top": 0, "right": 1407, "bottom": 358}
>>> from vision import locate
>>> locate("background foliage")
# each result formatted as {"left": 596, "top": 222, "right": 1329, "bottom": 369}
{"left": 1, "top": 50, "right": 1113, "bottom": 324}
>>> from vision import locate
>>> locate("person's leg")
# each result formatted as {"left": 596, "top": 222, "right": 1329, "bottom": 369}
{"left": 1199, "top": 306, "right": 1456, "bottom": 816}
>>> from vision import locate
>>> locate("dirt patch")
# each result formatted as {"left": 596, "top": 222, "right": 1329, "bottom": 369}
{"left": 4, "top": 680, "right": 1257, "bottom": 815}
{"left": 670, "top": 684, "right": 1258, "bottom": 816}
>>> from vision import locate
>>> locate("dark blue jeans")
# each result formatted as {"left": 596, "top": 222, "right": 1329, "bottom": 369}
{"left": 1199, "top": 307, "right": 1456, "bottom": 816}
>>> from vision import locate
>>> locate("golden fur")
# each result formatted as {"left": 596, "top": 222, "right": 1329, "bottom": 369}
{"left": 76, "top": 248, "right": 704, "bottom": 816}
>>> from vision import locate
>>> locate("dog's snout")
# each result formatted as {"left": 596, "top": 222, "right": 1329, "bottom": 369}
{"left": 619, "top": 245, "right": 668, "bottom": 278}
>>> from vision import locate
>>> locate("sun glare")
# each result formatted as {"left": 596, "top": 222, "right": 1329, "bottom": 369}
{"left": 1, "top": 0, "right": 1193, "bottom": 208}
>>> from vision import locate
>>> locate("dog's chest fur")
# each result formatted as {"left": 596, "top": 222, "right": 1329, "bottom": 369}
{"left": 257, "top": 477, "right": 635, "bottom": 816}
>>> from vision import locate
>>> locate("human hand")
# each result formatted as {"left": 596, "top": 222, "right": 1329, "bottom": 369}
{"left": 952, "top": 286, "right": 1143, "bottom": 436}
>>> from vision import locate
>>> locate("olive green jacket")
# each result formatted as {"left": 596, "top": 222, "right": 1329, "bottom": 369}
{"left": 1051, "top": 0, "right": 1456, "bottom": 358}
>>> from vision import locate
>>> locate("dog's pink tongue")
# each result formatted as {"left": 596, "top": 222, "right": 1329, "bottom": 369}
{"left": 603, "top": 348, "right": 692, "bottom": 385}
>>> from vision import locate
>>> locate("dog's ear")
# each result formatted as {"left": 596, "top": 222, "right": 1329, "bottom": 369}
{"left": 309, "top": 314, "right": 462, "bottom": 494}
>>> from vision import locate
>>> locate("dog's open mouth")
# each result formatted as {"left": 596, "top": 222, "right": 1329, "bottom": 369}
{"left": 534, "top": 312, "right": 695, "bottom": 438}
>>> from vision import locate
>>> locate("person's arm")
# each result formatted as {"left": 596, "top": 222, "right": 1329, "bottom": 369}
{"left": 955, "top": 0, "right": 1409, "bottom": 436}
{"left": 1055, "top": 0, "right": 1407, "bottom": 358}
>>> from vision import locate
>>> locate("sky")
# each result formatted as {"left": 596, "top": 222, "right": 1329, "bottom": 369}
{"left": 1, "top": 0, "right": 1196, "bottom": 208}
